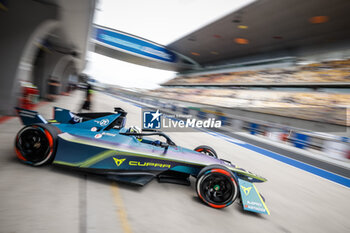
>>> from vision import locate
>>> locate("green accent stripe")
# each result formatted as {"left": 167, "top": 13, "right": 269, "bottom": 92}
{"left": 58, "top": 133, "right": 206, "bottom": 166}
{"left": 53, "top": 160, "right": 79, "bottom": 166}
{"left": 56, "top": 133, "right": 266, "bottom": 182}
{"left": 80, "top": 150, "right": 115, "bottom": 168}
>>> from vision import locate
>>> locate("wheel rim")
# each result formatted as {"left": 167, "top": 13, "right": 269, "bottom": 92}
{"left": 196, "top": 148, "right": 217, "bottom": 158}
{"left": 200, "top": 173, "right": 234, "bottom": 205}
{"left": 17, "top": 127, "right": 50, "bottom": 163}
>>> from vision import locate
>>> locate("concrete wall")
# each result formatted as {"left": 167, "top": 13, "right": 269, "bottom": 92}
{"left": 32, "top": 50, "right": 77, "bottom": 98}
{"left": 0, "top": 0, "right": 83, "bottom": 115}
{"left": 60, "top": 60, "right": 77, "bottom": 93}
{"left": 53, "top": 57, "right": 77, "bottom": 93}
{"left": 0, "top": 0, "right": 59, "bottom": 115}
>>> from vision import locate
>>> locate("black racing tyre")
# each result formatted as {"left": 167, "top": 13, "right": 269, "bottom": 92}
{"left": 15, "top": 124, "right": 59, "bottom": 166}
{"left": 196, "top": 165, "right": 238, "bottom": 209}
{"left": 194, "top": 145, "right": 218, "bottom": 158}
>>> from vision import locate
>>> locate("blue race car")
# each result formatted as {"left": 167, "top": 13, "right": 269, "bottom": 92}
{"left": 14, "top": 107, "right": 269, "bottom": 214}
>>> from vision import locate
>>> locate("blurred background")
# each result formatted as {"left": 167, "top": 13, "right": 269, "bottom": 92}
{"left": 0, "top": 0, "right": 350, "bottom": 233}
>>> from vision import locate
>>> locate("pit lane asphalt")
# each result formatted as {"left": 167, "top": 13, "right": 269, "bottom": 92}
{"left": 220, "top": 131, "right": 350, "bottom": 178}
{"left": 112, "top": 93, "right": 350, "bottom": 182}
{"left": 0, "top": 91, "right": 349, "bottom": 233}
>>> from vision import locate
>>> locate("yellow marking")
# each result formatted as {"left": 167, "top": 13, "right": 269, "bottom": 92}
{"left": 240, "top": 185, "right": 252, "bottom": 196}
{"left": 113, "top": 157, "right": 126, "bottom": 166}
{"left": 111, "top": 182, "right": 133, "bottom": 233}
{"left": 129, "top": 161, "right": 137, "bottom": 166}
{"left": 253, "top": 184, "right": 270, "bottom": 215}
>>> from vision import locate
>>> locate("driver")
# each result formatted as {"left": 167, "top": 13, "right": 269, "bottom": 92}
{"left": 128, "top": 126, "right": 163, "bottom": 146}
{"left": 128, "top": 126, "right": 142, "bottom": 141}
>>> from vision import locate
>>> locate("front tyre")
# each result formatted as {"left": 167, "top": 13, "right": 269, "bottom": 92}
{"left": 15, "top": 124, "right": 58, "bottom": 166}
{"left": 196, "top": 165, "right": 238, "bottom": 208}
{"left": 194, "top": 145, "right": 218, "bottom": 158}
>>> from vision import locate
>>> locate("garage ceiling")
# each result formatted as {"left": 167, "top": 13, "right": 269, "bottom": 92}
{"left": 167, "top": 0, "right": 350, "bottom": 66}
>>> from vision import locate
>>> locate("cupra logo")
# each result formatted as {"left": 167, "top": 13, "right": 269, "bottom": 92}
{"left": 241, "top": 185, "right": 252, "bottom": 196}
{"left": 113, "top": 158, "right": 126, "bottom": 166}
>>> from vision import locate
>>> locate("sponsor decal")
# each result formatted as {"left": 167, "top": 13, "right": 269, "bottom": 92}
{"left": 91, "top": 127, "right": 98, "bottom": 132}
{"left": 113, "top": 157, "right": 171, "bottom": 168}
{"left": 93, "top": 132, "right": 115, "bottom": 138}
{"left": 246, "top": 201, "right": 266, "bottom": 212}
{"left": 72, "top": 116, "right": 82, "bottom": 123}
{"left": 238, "top": 178, "right": 269, "bottom": 215}
{"left": 113, "top": 158, "right": 126, "bottom": 166}
{"left": 102, "top": 132, "right": 116, "bottom": 137}
{"left": 129, "top": 161, "right": 171, "bottom": 168}
{"left": 241, "top": 185, "right": 252, "bottom": 196}
{"left": 94, "top": 27, "right": 177, "bottom": 63}
{"left": 99, "top": 119, "right": 109, "bottom": 126}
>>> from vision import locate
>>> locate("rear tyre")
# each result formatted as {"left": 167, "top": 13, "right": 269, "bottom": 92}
{"left": 194, "top": 145, "right": 218, "bottom": 158}
{"left": 196, "top": 165, "right": 238, "bottom": 209}
{"left": 15, "top": 124, "right": 58, "bottom": 166}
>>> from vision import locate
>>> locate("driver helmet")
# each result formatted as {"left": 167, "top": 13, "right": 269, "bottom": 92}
{"left": 129, "top": 126, "right": 142, "bottom": 141}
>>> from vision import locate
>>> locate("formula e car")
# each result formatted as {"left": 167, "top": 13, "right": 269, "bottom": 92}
{"left": 14, "top": 107, "right": 270, "bottom": 214}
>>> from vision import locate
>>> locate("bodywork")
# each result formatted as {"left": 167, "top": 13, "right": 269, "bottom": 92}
{"left": 16, "top": 107, "right": 270, "bottom": 215}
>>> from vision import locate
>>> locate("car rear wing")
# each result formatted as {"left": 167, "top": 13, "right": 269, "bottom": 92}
{"left": 53, "top": 107, "right": 82, "bottom": 124}
{"left": 15, "top": 108, "right": 48, "bottom": 125}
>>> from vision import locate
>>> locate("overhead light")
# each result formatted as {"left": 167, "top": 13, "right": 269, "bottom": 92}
{"left": 234, "top": 38, "right": 249, "bottom": 44}
{"left": 211, "top": 51, "right": 219, "bottom": 55}
{"left": 238, "top": 25, "right": 248, "bottom": 29}
{"left": 309, "top": 16, "right": 329, "bottom": 24}
{"left": 191, "top": 52, "right": 200, "bottom": 56}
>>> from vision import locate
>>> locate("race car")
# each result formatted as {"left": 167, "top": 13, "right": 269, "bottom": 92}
{"left": 14, "top": 107, "right": 270, "bottom": 214}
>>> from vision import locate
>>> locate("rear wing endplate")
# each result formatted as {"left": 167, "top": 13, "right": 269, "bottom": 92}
{"left": 16, "top": 108, "right": 47, "bottom": 125}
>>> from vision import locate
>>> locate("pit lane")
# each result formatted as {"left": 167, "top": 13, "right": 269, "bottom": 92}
{"left": 0, "top": 91, "right": 349, "bottom": 233}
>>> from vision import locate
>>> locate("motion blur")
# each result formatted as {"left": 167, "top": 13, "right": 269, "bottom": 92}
{"left": 0, "top": 0, "right": 349, "bottom": 233}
